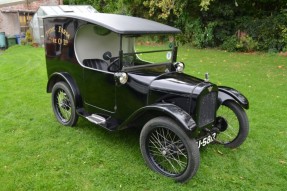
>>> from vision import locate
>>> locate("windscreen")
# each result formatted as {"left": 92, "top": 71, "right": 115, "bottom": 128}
{"left": 122, "top": 34, "right": 176, "bottom": 67}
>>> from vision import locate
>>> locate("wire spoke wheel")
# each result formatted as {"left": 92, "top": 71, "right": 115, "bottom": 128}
{"left": 216, "top": 101, "right": 249, "bottom": 148}
{"left": 51, "top": 82, "right": 78, "bottom": 126}
{"left": 55, "top": 89, "right": 72, "bottom": 122}
{"left": 140, "top": 117, "right": 199, "bottom": 183}
{"left": 148, "top": 127, "right": 188, "bottom": 175}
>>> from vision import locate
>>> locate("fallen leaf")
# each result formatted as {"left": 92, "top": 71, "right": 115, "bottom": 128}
{"left": 279, "top": 160, "right": 286, "bottom": 165}
{"left": 217, "top": 150, "right": 224, "bottom": 155}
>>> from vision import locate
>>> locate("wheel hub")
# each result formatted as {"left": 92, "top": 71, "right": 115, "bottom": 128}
{"left": 162, "top": 150, "right": 167, "bottom": 156}
{"left": 59, "top": 101, "right": 64, "bottom": 107}
{"left": 161, "top": 144, "right": 179, "bottom": 156}
{"left": 215, "top": 116, "right": 228, "bottom": 132}
{"left": 59, "top": 99, "right": 70, "bottom": 110}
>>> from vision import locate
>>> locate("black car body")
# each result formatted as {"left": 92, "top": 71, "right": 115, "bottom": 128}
{"left": 44, "top": 12, "right": 249, "bottom": 182}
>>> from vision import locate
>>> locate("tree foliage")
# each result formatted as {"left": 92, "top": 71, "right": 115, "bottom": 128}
{"left": 64, "top": 0, "right": 287, "bottom": 52}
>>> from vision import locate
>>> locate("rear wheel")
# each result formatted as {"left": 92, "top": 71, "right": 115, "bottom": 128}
{"left": 140, "top": 117, "right": 200, "bottom": 183}
{"left": 215, "top": 101, "right": 249, "bottom": 148}
{"left": 51, "top": 82, "right": 78, "bottom": 126}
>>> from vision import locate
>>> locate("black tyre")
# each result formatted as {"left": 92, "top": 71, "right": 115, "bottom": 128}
{"left": 140, "top": 117, "right": 200, "bottom": 183}
{"left": 51, "top": 82, "right": 78, "bottom": 126}
{"left": 216, "top": 101, "right": 249, "bottom": 148}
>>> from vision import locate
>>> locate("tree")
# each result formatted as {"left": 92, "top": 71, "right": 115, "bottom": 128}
{"left": 64, "top": 0, "right": 287, "bottom": 52}
{"left": 199, "top": 0, "right": 214, "bottom": 10}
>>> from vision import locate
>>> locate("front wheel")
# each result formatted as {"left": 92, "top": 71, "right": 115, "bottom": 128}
{"left": 51, "top": 82, "right": 78, "bottom": 126}
{"left": 140, "top": 117, "right": 200, "bottom": 183}
{"left": 215, "top": 101, "right": 249, "bottom": 148}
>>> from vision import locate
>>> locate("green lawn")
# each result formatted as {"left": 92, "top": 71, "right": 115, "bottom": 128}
{"left": 0, "top": 45, "right": 286, "bottom": 190}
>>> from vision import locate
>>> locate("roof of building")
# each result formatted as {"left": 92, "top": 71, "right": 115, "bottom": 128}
{"left": 0, "top": 0, "right": 38, "bottom": 8}
{"left": 1, "top": 9, "right": 35, "bottom": 13}
{"left": 39, "top": 5, "right": 97, "bottom": 16}
{"left": 43, "top": 12, "right": 181, "bottom": 35}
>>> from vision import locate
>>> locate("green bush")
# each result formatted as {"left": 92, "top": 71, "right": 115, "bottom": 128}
{"left": 178, "top": 4, "right": 287, "bottom": 52}
{"left": 221, "top": 35, "right": 258, "bottom": 52}
{"left": 221, "top": 35, "right": 237, "bottom": 52}
{"left": 183, "top": 19, "right": 205, "bottom": 48}
{"left": 64, "top": 0, "right": 287, "bottom": 52}
{"left": 236, "top": 12, "right": 287, "bottom": 52}
{"left": 180, "top": 19, "right": 218, "bottom": 48}
{"left": 237, "top": 35, "right": 258, "bottom": 52}
{"left": 279, "top": 22, "right": 287, "bottom": 52}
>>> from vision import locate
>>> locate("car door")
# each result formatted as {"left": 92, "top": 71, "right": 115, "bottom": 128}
{"left": 83, "top": 68, "right": 116, "bottom": 113}
{"left": 75, "top": 24, "right": 119, "bottom": 113}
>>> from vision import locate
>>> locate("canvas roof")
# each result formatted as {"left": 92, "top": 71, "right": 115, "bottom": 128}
{"left": 44, "top": 13, "right": 181, "bottom": 35}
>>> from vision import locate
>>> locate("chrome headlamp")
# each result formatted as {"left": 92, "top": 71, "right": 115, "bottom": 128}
{"left": 115, "top": 72, "right": 128, "bottom": 84}
{"left": 173, "top": 62, "right": 185, "bottom": 73}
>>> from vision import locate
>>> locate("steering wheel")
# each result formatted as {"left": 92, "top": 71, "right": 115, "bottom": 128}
{"left": 122, "top": 55, "right": 134, "bottom": 67}
{"left": 103, "top": 51, "right": 121, "bottom": 72}
{"left": 107, "top": 57, "right": 120, "bottom": 72}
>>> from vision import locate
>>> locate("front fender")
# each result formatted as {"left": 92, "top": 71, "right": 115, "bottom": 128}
{"left": 218, "top": 86, "right": 249, "bottom": 109}
{"left": 47, "top": 72, "right": 83, "bottom": 108}
{"left": 119, "top": 103, "right": 196, "bottom": 135}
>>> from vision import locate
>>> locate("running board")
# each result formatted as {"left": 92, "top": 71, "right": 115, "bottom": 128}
{"left": 86, "top": 114, "right": 106, "bottom": 125}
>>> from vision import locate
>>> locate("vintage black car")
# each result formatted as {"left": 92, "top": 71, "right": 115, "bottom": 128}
{"left": 43, "top": 12, "right": 249, "bottom": 182}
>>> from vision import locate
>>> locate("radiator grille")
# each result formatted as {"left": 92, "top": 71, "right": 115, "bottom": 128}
{"left": 197, "top": 91, "right": 217, "bottom": 127}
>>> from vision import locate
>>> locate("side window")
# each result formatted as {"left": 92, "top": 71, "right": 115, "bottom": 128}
{"left": 74, "top": 24, "right": 119, "bottom": 71}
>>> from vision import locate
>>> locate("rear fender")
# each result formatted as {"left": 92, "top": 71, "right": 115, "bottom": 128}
{"left": 47, "top": 72, "right": 83, "bottom": 108}
{"left": 218, "top": 86, "right": 249, "bottom": 109}
{"left": 119, "top": 103, "right": 197, "bottom": 136}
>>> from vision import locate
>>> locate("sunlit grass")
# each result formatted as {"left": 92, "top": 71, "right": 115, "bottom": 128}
{"left": 0, "top": 45, "right": 286, "bottom": 190}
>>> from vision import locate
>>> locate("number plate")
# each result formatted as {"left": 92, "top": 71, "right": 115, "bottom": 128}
{"left": 197, "top": 133, "right": 216, "bottom": 148}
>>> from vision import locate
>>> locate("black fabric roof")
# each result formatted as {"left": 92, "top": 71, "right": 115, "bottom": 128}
{"left": 44, "top": 13, "right": 181, "bottom": 35}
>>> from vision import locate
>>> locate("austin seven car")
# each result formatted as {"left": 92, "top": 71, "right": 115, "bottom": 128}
{"left": 43, "top": 11, "right": 249, "bottom": 182}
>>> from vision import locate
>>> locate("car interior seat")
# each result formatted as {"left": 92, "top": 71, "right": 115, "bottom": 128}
{"left": 83, "top": 59, "right": 109, "bottom": 71}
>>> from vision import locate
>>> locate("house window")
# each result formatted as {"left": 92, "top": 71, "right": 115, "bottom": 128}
{"left": 19, "top": 12, "right": 33, "bottom": 33}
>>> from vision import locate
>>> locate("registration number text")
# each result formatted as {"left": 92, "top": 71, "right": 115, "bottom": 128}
{"left": 197, "top": 133, "right": 216, "bottom": 148}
